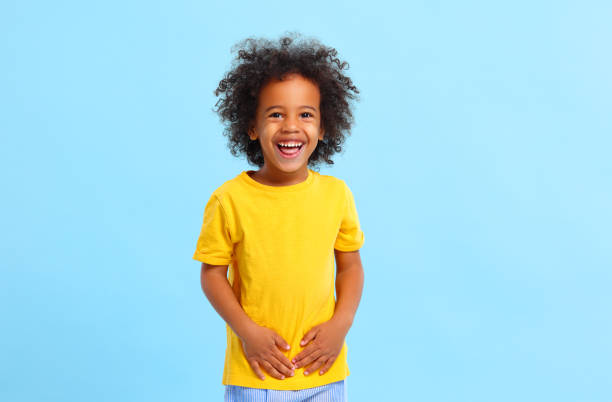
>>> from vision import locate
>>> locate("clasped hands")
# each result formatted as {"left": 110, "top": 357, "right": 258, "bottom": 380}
{"left": 241, "top": 318, "right": 349, "bottom": 380}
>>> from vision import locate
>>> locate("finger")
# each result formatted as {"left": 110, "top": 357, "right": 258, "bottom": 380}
{"left": 304, "top": 355, "right": 327, "bottom": 376}
{"left": 318, "top": 357, "right": 335, "bottom": 375}
{"left": 269, "top": 354, "right": 295, "bottom": 377}
{"left": 274, "top": 333, "right": 291, "bottom": 351}
{"left": 296, "top": 348, "right": 324, "bottom": 370}
{"left": 300, "top": 327, "right": 319, "bottom": 346}
{"left": 291, "top": 351, "right": 302, "bottom": 365}
{"left": 291, "top": 344, "right": 317, "bottom": 367}
{"left": 248, "top": 360, "right": 266, "bottom": 381}
{"left": 261, "top": 360, "right": 286, "bottom": 380}
{"left": 272, "top": 348, "right": 295, "bottom": 371}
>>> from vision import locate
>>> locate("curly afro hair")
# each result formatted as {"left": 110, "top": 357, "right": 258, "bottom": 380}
{"left": 213, "top": 32, "right": 360, "bottom": 169}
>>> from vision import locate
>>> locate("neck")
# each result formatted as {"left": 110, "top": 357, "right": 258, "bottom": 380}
{"left": 250, "top": 165, "right": 309, "bottom": 186}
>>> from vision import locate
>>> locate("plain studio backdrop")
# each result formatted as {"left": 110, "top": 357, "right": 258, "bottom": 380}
{"left": 2, "top": 1, "right": 611, "bottom": 401}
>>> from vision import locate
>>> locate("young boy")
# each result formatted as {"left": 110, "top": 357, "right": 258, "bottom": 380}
{"left": 192, "top": 33, "right": 365, "bottom": 401}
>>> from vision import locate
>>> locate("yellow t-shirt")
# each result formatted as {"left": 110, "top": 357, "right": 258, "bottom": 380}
{"left": 192, "top": 168, "right": 365, "bottom": 390}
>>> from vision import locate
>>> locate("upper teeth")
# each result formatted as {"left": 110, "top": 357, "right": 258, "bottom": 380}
{"left": 278, "top": 142, "right": 302, "bottom": 148}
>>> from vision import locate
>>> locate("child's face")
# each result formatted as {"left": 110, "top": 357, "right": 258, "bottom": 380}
{"left": 248, "top": 73, "right": 324, "bottom": 179}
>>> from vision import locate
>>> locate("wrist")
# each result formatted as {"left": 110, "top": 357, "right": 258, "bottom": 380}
{"left": 234, "top": 317, "right": 260, "bottom": 342}
{"left": 331, "top": 312, "right": 353, "bottom": 332}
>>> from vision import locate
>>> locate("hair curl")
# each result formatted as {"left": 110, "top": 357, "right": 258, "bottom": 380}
{"left": 213, "top": 32, "right": 359, "bottom": 169}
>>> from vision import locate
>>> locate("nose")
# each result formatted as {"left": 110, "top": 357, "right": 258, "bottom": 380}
{"left": 282, "top": 114, "right": 299, "bottom": 132}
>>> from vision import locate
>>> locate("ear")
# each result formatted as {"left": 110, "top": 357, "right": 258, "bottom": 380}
{"left": 248, "top": 124, "right": 257, "bottom": 141}
{"left": 318, "top": 125, "right": 325, "bottom": 141}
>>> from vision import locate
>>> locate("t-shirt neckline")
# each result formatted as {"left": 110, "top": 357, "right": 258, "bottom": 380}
{"left": 240, "top": 169, "right": 315, "bottom": 192}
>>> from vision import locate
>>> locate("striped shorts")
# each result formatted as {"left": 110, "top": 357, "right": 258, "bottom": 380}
{"left": 224, "top": 380, "right": 347, "bottom": 402}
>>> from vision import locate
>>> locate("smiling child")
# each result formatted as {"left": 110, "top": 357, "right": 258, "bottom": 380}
{"left": 193, "top": 33, "right": 365, "bottom": 401}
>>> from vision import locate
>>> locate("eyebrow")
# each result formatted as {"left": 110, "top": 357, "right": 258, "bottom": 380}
{"left": 264, "top": 105, "right": 318, "bottom": 113}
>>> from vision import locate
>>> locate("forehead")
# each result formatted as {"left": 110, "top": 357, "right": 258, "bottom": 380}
{"left": 257, "top": 74, "right": 320, "bottom": 108}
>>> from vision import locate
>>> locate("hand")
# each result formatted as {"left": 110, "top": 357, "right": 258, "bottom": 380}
{"left": 291, "top": 318, "right": 349, "bottom": 376}
{"left": 240, "top": 324, "right": 295, "bottom": 381}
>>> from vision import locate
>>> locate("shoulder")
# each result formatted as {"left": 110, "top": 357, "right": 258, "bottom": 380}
{"left": 313, "top": 171, "right": 347, "bottom": 190}
{"left": 312, "top": 171, "right": 355, "bottom": 207}
{"left": 314, "top": 171, "right": 357, "bottom": 197}
{"left": 207, "top": 172, "right": 246, "bottom": 203}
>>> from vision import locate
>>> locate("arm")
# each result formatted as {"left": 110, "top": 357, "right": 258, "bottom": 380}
{"left": 200, "top": 263, "right": 295, "bottom": 380}
{"left": 200, "top": 263, "right": 255, "bottom": 340}
{"left": 331, "top": 249, "right": 365, "bottom": 331}
{"left": 291, "top": 249, "right": 365, "bottom": 375}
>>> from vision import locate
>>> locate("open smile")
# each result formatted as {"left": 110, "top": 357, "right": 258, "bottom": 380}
{"left": 275, "top": 142, "right": 305, "bottom": 159}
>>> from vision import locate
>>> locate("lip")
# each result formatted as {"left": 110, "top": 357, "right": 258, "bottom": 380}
{"left": 274, "top": 143, "right": 305, "bottom": 160}
{"left": 275, "top": 139, "right": 305, "bottom": 146}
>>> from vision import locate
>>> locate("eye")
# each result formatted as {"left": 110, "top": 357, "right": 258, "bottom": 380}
{"left": 301, "top": 112, "right": 314, "bottom": 118}
{"left": 269, "top": 112, "right": 282, "bottom": 118}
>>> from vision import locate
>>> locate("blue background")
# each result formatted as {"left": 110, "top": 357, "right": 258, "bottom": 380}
{"left": 2, "top": 0, "right": 611, "bottom": 401}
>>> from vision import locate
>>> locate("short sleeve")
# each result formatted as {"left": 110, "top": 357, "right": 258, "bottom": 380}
{"left": 192, "top": 194, "right": 233, "bottom": 265}
{"left": 334, "top": 181, "right": 365, "bottom": 252}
